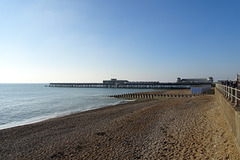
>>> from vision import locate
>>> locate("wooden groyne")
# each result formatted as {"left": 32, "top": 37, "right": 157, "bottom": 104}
{"left": 109, "top": 93, "right": 196, "bottom": 99}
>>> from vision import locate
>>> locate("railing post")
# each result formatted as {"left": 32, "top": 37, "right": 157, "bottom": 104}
{"left": 225, "top": 86, "right": 227, "bottom": 98}
{"left": 225, "top": 86, "right": 227, "bottom": 97}
{"left": 221, "top": 85, "right": 224, "bottom": 95}
{"left": 230, "top": 87, "right": 232, "bottom": 100}
{"left": 224, "top": 85, "right": 227, "bottom": 97}
{"left": 220, "top": 85, "right": 223, "bottom": 95}
{"left": 235, "top": 88, "right": 238, "bottom": 107}
{"left": 228, "top": 86, "right": 230, "bottom": 100}
{"left": 227, "top": 86, "right": 229, "bottom": 99}
{"left": 227, "top": 86, "right": 229, "bottom": 98}
{"left": 221, "top": 85, "right": 223, "bottom": 94}
{"left": 221, "top": 85, "right": 222, "bottom": 94}
{"left": 231, "top": 87, "right": 233, "bottom": 103}
{"left": 226, "top": 85, "right": 227, "bottom": 97}
{"left": 223, "top": 85, "right": 225, "bottom": 95}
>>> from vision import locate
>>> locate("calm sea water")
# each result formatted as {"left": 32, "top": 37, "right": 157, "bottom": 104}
{"left": 0, "top": 84, "right": 162, "bottom": 130}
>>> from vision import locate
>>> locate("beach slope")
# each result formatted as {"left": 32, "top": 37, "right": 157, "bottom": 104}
{"left": 0, "top": 94, "right": 239, "bottom": 159}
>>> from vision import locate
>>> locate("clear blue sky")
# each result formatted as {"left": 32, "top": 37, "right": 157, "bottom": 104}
{"left": 0, "top": 0, "right": 239, "bottom": 83}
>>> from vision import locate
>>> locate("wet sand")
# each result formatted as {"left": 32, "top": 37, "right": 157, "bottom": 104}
{"left": 0, "top": 90, "right": 239, "bottom": 159}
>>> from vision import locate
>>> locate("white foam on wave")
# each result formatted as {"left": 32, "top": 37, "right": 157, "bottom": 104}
{"left": 0, "top": 114, "right": 56, "bottom": 130}
{"left": 112, "top": 99, "right": 136, "bottom": 105}
{"left": 0, "top": 99, "right": 133, "bottom": 130}
{"left": 0, "top": 93, "right": 138, "bottom": 130}
{"left": 0, "top": 108, "right": 90, "bottom": 130}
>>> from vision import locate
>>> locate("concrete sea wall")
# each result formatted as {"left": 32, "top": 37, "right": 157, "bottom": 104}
{"left": 215, "top": 88, "right": 240, "bottom": 148}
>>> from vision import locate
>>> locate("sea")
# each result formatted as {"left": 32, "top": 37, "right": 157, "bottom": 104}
{"left": 0, "top": 84, "right": 162, "bottom": 130}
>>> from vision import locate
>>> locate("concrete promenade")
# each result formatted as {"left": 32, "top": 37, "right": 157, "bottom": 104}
{"left": 215, "top": 86, "right": 240, "bottom": 150}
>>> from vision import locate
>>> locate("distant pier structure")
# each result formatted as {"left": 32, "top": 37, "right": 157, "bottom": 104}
{"left": 49, "top": 77, "right": 213, "bottom": 89}
{"left": 176, "top": 77, "right": 213, "bottom": 83}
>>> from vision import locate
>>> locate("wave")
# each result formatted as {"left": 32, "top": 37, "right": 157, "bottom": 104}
{"left": 0, "top": 99, "right": 136, "bottom": 130}
{"left": 113, "top": 99, "right": 136, "bottom": 105}
{"left": 0, "top": 114, "right": 55, "bottom": 130}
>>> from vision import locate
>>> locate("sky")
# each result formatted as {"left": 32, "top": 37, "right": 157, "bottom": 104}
{"left": 0, "top": 0, "right": 239, "bottom": 83}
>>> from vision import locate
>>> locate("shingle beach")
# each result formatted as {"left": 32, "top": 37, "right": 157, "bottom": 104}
{"left": 0, "top": 90, "right": 239, "bottom": 159}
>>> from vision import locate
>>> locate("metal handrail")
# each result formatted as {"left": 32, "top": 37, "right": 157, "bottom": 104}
{"left": 216, "top": 83, "right": 239, "bottom": 107}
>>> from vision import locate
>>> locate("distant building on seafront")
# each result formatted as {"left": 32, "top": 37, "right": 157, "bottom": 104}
{"left": 103, "top": 79, "right": 129, "bottom": 85}
{"left": 103, "top": 79, "right": 159, "bottom": 85}
{"left": 237, "top": 74, "right": 240, "bottom": 83}
{"left": 176, "top": 77, "right": 213, "bottom": 84}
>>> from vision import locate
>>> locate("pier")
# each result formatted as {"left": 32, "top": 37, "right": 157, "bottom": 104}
{"left": 49, "top": 78, "right": 213, "bottom": 89}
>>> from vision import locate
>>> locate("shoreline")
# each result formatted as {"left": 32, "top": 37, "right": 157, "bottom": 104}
{"left": 0, "top": 98, "right": 150, "bottom": 132}
{"left": 0, "top": 95, "right": 138, "bottom": 131}
{"left": 0, "top": 89, "right": 186, "bottom": 131}
{"left": 1, "top": 89, "right": 239, "bottom": 159}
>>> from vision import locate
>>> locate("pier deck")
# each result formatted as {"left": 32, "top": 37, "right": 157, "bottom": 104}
{"left": 49, "top": 82, "right": 212, "bottom": 89}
